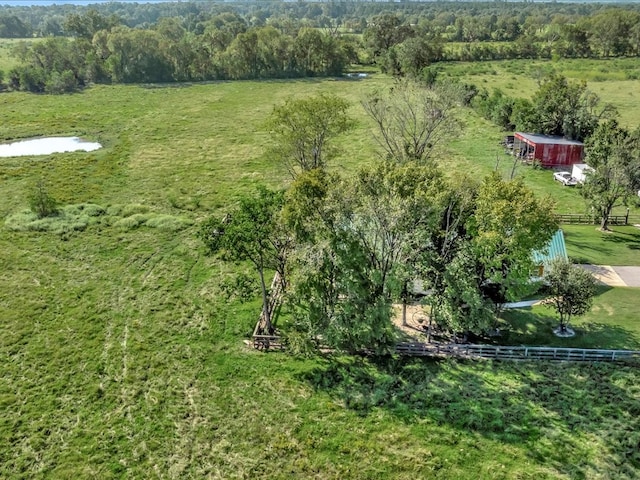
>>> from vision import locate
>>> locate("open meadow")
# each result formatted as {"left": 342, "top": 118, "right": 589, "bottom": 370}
{"left": 1, "top": 65, "right": 640, "bottom": 478}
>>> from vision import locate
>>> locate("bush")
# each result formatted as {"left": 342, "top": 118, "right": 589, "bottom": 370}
{"left": 28, "top": 180, "right": 59, "bottom": 218}
{"left": 144, "top": 214, "right": 193, "bottom": 231}
{"left": 113, "top": 214, "right": 149, "bottom": 230}
{"left": 45, "top": 70, "right": 79, "bottom": 94}
{"left": 106, "top": 204, "right": 149, "bottom": 217}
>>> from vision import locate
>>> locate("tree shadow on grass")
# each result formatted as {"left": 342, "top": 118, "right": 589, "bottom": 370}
{"left": 497, "top": 306, "right": 640, "bottom": 350}
{"left": 300, "top": 354, "right": 640, "bottom": 478}
{"left": 601, "top": 227, "right": 640, "bottom": 251}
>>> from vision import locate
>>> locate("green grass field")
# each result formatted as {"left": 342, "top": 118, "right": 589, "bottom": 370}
{"left": 1, "top": 65, "right": 640, "bottom": 478}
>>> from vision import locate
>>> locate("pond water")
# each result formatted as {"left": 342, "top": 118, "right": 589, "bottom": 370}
{"left": 0, "top": 137, "right": 102, "bottom": 157}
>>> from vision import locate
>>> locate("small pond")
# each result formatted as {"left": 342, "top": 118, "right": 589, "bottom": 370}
{"left": 0, "top": 137, "right": 102, "bottom": 158}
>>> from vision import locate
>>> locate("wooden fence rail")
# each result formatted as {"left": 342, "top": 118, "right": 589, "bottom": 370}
{"left": 394, "top": 342, "right": 640, "bottom": 362}
{"left": 554, "top": 213, "right": 633, "bottom": 225}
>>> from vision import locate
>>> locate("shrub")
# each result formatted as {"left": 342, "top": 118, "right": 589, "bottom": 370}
{"left": 113, "top": 214, "right": 148, "bottom": 230}
{"left": 45, "top": 70, "right": 78, "bottom": 94}
{"left": 28, "top": 180, "right": 59, "bottom": 218}
{"left": 144, "top": 214, "right": 193, "bottom": 231}
{"left": 106, "top": 204, "right": 149, "bottom": 217}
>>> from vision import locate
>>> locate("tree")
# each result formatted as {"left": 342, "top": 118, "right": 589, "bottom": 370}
{"left": 199, "top": 186, "right": 291, "bottom": 332}
{"left": 582, "top": 120, "right": 640, "bottom": 231}
{"left": 522, "top": 74, "right": 615, "bottom": 141}
{"left": 544, "top": 258, "right": 597, "bottom": 335}
{"left": 363, "top": 13, "right": 414, "bottom": 68}
{"left": 469, "top": 172, "right": 558, "bottom": 316}
{"left": 0, "top": 15, "right": 31, "bottom": 38}
{"left": 29, "top": 179, "right": 59, "bottom": 218}
{"left": 425, "top": 173, "right": 558, "bottom": 336}
{"left": 395, "top": 35, "right": 444, "bottom": 78}
{"left": 362, "top": 79, "right": 461, "bottom": 165}
{"left": 588, "top": 9, "right": 630, "bottom": 57}
{"left": 286, "top": 161, "right": 441, "bottom": 353}
{"left": 266, "top": 93, "right": 354, "bottom": 177}
{"left": 63, "top": 9, "right": 120, "bottom": 39}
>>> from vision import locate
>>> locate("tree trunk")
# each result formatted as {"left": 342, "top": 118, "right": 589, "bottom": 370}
{"left": 600, "top": 214, "right": 609, "bottom": 231}
{"left": 258, "top": 268, "right": 272, "bottom": 333}
{"left": 401, "top": 281, "right": 408, "bottom": 327}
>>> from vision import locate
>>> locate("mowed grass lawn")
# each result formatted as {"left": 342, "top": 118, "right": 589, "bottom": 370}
{"left": 1, "top": 73, "right": 640, "bottom": 478}
{"left": 501, "top": 287, "right": 640, "bottom": 350}
{"left": 564, "top": 224, "right": 640, "bottom": 265}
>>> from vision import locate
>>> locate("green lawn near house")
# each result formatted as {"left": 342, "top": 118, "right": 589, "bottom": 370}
{"left": 500, "top": 287, "right": 640, "bottom": 350}
{"left": 563, "top": 225, "right": 640, "bottom": 266}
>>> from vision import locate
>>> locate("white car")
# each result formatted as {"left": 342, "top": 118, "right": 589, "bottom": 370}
{"left": 553, "top": 171, "right": 578, "bottom": 186}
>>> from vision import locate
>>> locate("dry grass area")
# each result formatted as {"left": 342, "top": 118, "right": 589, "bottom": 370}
{"left": 391, "top": 303, "right": 432, "bottom": 341}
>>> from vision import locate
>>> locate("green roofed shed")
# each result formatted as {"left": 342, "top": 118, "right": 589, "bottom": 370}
{"left": 532, "top": 229, "right": 568, "bottom": 276}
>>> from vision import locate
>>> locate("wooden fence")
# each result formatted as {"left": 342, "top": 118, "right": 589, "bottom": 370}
{"left": 250, "top": 332, "right": 640, "bottom": 362}
{"left": 555, "top": 213, "right": 635, "bottom": 226}
{"left": 394, "top": 342, "right": 640, "bottom": 362}
{"left": 252, "top": 272, "right": 285, "bottom": 350}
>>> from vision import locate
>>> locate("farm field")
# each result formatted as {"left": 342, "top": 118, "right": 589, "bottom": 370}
{"left": 1, "top": 64, "right": 640, "bottom": 478}
{"left": 439, "top": 58, "right": 640, "bottom": 129}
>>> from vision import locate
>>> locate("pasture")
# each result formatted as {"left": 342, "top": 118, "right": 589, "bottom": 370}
{"left": 1, "top": 62, "right": 640, "bottom": 478}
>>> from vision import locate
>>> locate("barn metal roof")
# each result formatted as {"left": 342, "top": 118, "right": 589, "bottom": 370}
{"left": 515, "top": 133, "right": 584, "bottom": 146}
{"left": 532, "top": 229, "right": 568, "bottom": 265}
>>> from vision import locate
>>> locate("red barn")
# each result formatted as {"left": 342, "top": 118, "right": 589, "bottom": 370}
{"left": 513, "top": 133, "right": 584, "bottom": 168}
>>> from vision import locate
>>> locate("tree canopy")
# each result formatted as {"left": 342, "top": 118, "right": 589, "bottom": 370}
{"left": 362, "top": 80, "right": 461, "bottom": 165}
{"left": 582, "top": 120, "right": 640, "bottom": 230}
{"left": 544, "top": 258, "right": 597, "bottom": 333}
{"left": 266, "top": 93, "right": 354, "bottom": 177}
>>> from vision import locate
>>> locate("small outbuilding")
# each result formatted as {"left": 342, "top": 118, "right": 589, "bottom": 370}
{"left": 514, "top": 133, "right": 584, "bottom": 168}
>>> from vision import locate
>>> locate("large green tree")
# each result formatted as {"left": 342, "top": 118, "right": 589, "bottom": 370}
{"left": 425, "top": 173, "right": 558, "bottom": 336}
{"left": 582, "top": 120, "right": 640, "bottom": 231}
{"left": 266, "top": 93, "right": 354, "bottom": 177}
{"left": 287, "top": 161, "right": 441, "bottom": 353}
{"left": 519, "top": 74, "right": 615, "bottom": 142}
{"left": 470, "top": 172, "right": 558, "bottom": 315}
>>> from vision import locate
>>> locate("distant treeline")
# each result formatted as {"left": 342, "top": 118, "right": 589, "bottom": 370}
{"left": 7, "top": 15, "right": 353, "bottom": 92}
{"left": 2, "top": 2, "right": 640, "bottom": 91}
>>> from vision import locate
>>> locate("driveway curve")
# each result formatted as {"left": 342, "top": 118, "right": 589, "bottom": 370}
{"left": 580, "top": 265, "right": 640, "bottom": 287}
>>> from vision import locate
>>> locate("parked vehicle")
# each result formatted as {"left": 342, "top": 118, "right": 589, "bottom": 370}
{"left": 571, "top": 163, "right": 595, "bottom": 184}
{"left": 553, "top": 171, "right": 578, "bottom": 186}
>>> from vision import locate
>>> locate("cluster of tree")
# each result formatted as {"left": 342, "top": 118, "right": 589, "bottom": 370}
{"left": 7, "top": 17, "right": 352, "bottom": 92}
{"left": 4, "top": 4, "right": 640, "bottom": 86}
{"left": 473, "top": 74, "right": 615, "bottom": 142}
{"left": 3, "top": 1, "right": 640, "bottom": 40}
{"left": 200, "top": 87, "right": 562, "bottom": 355}
{"left": 366, "top": 8, "right": 640, "bottom": 77}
